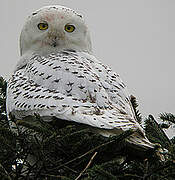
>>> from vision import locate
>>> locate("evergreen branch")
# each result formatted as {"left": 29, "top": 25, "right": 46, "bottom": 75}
{"left": 159, "top": 113, "right": 175, "bottom": 124}
{"left": 145, "top": 115, "right": 171, "bottom": 148}
{"left": 92, "top": 166, "right": 117, "bottom": 180}
{"left": 0, "top": 163, "right": 11, "bottom": 180}
{"left": 41, "top": 173, "right": 71, "bottom": 180}
{"left": 75, "top": 151, "right": 97, "bottom": 180}
{"left": 56, "top": 130, "right": 134, "bottom": 169}
{"left": 143, "top": 161, "right": 175, "bottom": 179}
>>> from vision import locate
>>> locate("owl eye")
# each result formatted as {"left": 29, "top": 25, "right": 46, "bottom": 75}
{"left": 38, "top": 23, "right": 49, "bottom": 30}
{"left": 64, "top": 24, "right": 75, "bottom": 33}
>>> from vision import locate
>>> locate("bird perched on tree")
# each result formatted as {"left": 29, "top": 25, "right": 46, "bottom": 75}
{"left": 6, "top": 5, "right": 155, "bottom": 153}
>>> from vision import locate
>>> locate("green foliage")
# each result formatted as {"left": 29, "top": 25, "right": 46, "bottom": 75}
{"left": 145, "top": 115, "right": 171, "bottom": 148}
{"left": 0, "top": 76, "right": 175, "bottom": 179}
{"left": 159, "top": 113, "right": 175, "bottom": 124}
{"left": 0, "top": 77, "right": 8, "bottom": 128}
{"left": 0, "top": 77, "right": 16, "bottom": 180}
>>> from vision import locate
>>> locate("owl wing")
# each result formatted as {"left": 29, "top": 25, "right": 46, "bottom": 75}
{"left": 7, "top": 51, "right": 153, "bottom": 148}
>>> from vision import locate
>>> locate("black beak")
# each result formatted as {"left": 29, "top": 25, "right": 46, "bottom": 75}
{"left": 51, "top": 36, "right": 58, "bottom": 47}
{"left": 52, "top": 41, "right": 57, "bottom": 47}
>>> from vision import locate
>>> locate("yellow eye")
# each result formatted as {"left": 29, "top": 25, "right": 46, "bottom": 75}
{"left": 64, "top": 24, "right": 75, "bottom": 33}
{"left": 38, "top": 23, "right": 48, "bottom": 30}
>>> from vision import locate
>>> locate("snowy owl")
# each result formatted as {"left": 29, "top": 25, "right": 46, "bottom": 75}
{"left": 6, "top": 5, "right": 154, "bottom": 151}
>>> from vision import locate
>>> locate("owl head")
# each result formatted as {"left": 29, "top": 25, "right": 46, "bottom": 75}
{"left": 20, "top": 5, "right": 92, "bottom": 56}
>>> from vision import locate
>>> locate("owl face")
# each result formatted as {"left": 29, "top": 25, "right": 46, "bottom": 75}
{"left": 20, "top": 6, "right": 92, "bottom": 56}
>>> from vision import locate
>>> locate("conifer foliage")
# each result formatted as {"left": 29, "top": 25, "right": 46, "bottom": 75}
{"left": 0, "top": 76, "right": 175, "bottom": 180}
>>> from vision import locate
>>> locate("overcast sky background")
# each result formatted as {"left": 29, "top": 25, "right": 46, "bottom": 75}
{"left": 0, "top": 0, "right": 175, "bottom": 122}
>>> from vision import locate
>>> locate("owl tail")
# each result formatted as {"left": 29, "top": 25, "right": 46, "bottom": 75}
{"left": 126, "top": 133, "right": 165, "bottom": 161}
{"left": 126, "top": 132, "right": 155, "bottom": 150}
{"left": 98, "top": 129, "right": 164, "bottom": 160}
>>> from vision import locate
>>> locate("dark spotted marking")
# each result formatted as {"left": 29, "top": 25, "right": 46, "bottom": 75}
{"left": 66, "top": 49, "right": 76, "bottom": 53}
{"left": 45, "top": 96, "right": 52, "bottom": 99}
{"left": 40, "top": 105, "right": 46, "bottom": 108}
{"left": 14, "top": 101, "right": 19, "bottom": 105}
{"left": 20, "top": 103, "right": 25, "bottom": 107}
{"left": 48, "top": 89, "right": 54, "bottom": 93}
{"left": 46, "top": 75, "right": 52, "bottom": 79}
{"left": 82, "top": 105, "right": 91, "bottom": 108}
{"left": 78, "top": 85, "right": 85, "bottom": 89}
{"left": 24, "top": 95, "right": 30, "bottom": 98}
{"left": 72, "top": 71, "right": 78, "bottom": 74}
{"left": 61, "top": 51, "right": 70, "bottom": 55}
{"left": 48, "top": 63, "right": 54, "bottom": 66}
{"left": 24, "top": 87, "right": 31, "bottom": 91}
{"left": 17, "top": 103, "right": 21, "bottom": 107}
{"left": 15, "top": 84, "right": 22, "bottom": 88}
{"left": 15, "top": 92, "right": 21, "bottom": 96}
{"left": 13, "top": 89, "right": 20, "bottom": 93}
{"left": 68, "top": 61, "right": 74, "bottom": 64}
{"left": 67, "top": 82, "right": 74, "bottom": 86}
{"left": 53, "top": 66, "right": 61, "bottom": 69}
{"left": 66, "top": 89, "right": 72, "bottom": 93}
{"left": 119, "top": 83, "right": 125, "bottom": 88}
{"left": 73, "top": 106, "right": 79, "bottom": 108}
{"left": 23, "top": 92, "right": 29, "bottom": 96}
{"left": 114, "top": 85, "right": 120, "bottom": 89}
{"left": 34, "top": 95, "right": 40, "bottom": 99}
{"left": 77, "top": 75, "right": 84, "bottom": 78}
{"left": 60, "top": 59, "right": 67, "bottom": 62}
{"left": 72, "top": 98, "right": 78, "bottom": 101}
{"left": 31, "top": 67, "right": 37, "bottom": 72}
{"left": 39, "top": 96, "right": 45, "bottom": 99}
{"left": 82, "top": 99, "right": 87, "bottom": 103}
{"left": 42, "top": 61, "right": 49, "bottom": 65}
{"left": 33, "top": 83, "right": 40, "bottom": 87}
{"left": 62, "top": 105, "right": 68, "bottom": 107}
{"left": 39, "top": 72, "right": 44, "bottom": 76}
{"left": 43, "top": 89, "right": 49, "bottom": 92}
{"left": 30, "top": 88, "right": 36, "bottom": 92}
{"left": 89, "top": 79, "right": 96, "bottom": 82}
{"left": 33, "top": 71, "right": 38, "bottom": 75}
{"left": 49, "top": 6, "right": 58, "bottom": 10}
{"left": 53, "top": 96, "right": 64, "bottom": 100}
{"left": 35, "top": 89, "right": 41, "bottom": 92}
{"left": 53, "top": 79, "right": 61, "bottom": 83}
{"left": 24, "top": 104, "right": 28, "bottom": 108}
{"left": 21, "top": 85, "right": 29, "bottom": 89}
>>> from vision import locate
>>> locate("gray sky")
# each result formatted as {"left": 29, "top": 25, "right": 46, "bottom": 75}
{"left": 0, "top": 0, "right": 175, "bottom": 119}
